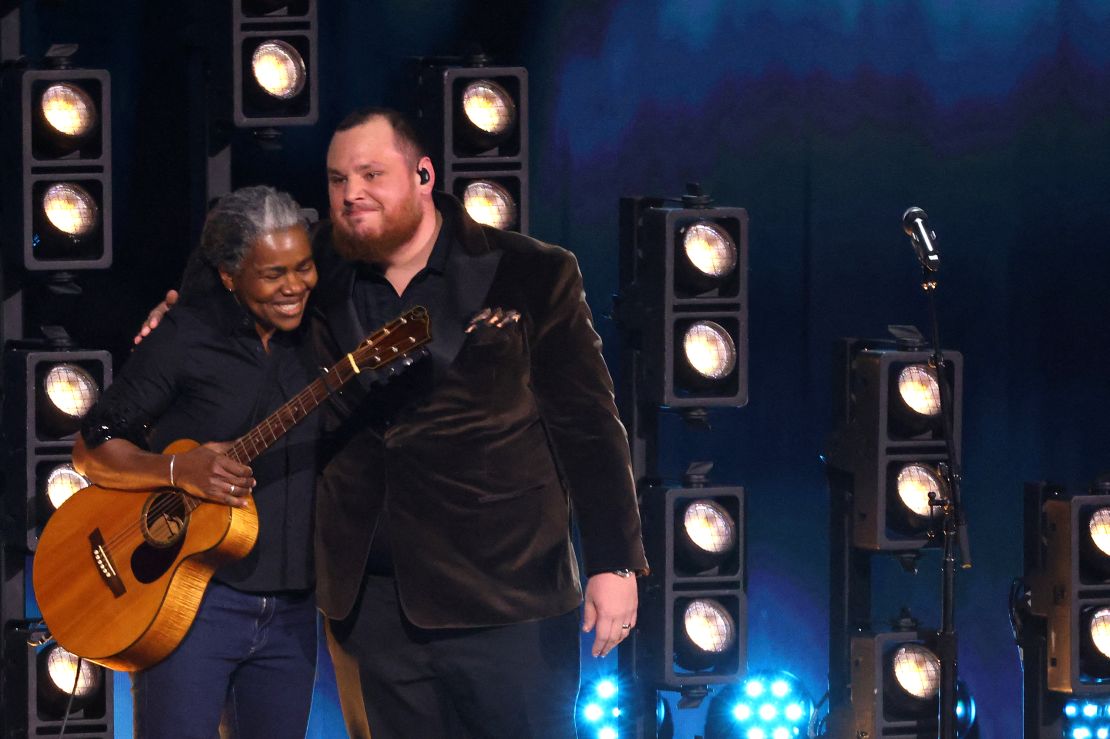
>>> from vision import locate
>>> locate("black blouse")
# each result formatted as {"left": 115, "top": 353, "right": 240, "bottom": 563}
{"left": 80, "top": 288, "right": 318, "bottom": 593}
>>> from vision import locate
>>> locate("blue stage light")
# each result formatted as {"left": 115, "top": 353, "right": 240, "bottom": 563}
{"left": 705, "top": 670, "right": 814, "bottom": 739}
{"left": 596, "top": 679, "right": 618, "bottom": 699}
{"left": 1087, "top": 704, "right": 1101, "bottom": 718}
{"left": 577, "top": 674, "right": 624, "bottom": 739}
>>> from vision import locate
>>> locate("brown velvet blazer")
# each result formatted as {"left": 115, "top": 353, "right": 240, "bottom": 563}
{"left": 309, "top": 193, "right": 647, "bottom": 628}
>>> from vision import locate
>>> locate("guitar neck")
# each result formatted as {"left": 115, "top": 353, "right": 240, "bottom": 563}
{"left": 220, "top": 305, "right": 429, "bottom": 466}
{"left": 224, "top": 358, "right": 356, "bottom": 465}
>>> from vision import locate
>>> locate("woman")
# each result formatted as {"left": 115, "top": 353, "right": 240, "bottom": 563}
{"left": 72, "top": 185, "right": 319, "bottom": 739}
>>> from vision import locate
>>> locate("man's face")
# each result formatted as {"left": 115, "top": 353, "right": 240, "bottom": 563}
{"left": 326, "top": 117, "right": 424, "bottom": 263}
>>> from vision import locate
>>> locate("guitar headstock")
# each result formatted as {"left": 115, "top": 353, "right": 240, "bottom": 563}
{"left": 350, "top": 306, "right": 432, "bottom": 373}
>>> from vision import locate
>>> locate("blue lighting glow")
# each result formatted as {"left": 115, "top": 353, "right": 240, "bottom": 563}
{"left": 577, "top": 675, "right": 623, "bottom": 739}
{"left": 596, "top": 680, "right": 618, "bottom": 699}
{"left": 1062, "top": 698, "right": 1110, "bottom": 739}
{"left": 708, "top": 670, "right": 813, "bottom": 739}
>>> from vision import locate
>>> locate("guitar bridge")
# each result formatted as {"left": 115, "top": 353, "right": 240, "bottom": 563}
{"left": 89, "top": 528, "right": 126, "bottom": 598}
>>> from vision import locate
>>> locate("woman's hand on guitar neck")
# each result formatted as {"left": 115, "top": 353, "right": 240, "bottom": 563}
{"left": 175, "top": 442, "right": 255, "bottom": 507}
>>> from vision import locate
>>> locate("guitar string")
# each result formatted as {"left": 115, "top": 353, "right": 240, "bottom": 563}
{"left": 97, "top": 318, "right": 424, "bottom": 554}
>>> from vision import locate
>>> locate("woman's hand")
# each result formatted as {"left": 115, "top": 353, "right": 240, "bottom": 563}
{"left": 173, "top": 441, "right": 255, "bottom": 507}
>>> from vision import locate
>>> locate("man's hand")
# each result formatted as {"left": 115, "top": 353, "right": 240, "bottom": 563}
{"left": 174, "top": 441, "right": 255, "bottom": 507}
{"left": 582, "top": 572, "right": 638, "bottom": 658}
{"left": 133, "top": 289, "right": 179, "bottom": 345}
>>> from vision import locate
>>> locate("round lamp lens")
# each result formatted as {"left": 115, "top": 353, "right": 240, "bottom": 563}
{"left": 252, "top": 40, "right": 306, "bottom": 99}
{"left": 897, "top": 364, "right": 941, "bottom": 416}
{"left": 44, "top": 646, "right": 100, "bottom": 697}
{"left": 462, "top": 180, "right": 517, "bottom": 229}
{"left": 1090, "top": 508, "right": 1110, "bottom": 557}
{"left": 42, "top": 183, "right": 99, "bottom": 236}
{"left": 682, "top": 321, "right": 736, "bottom": 380}
{"left": 41, "top": 83, "right": 96, "bottom": 138}
{"left": 46, "top": 464, "right": 90, "bottom": 510}
{"left": 683, "top": 500, "right": 736, "bottom": 554}
{"left": 895, "top": 464, "right": 944, "bottom": 518}
{"left": 1091, "top": 608, "right": 1110, "bottom": 658}
{"left": 892, "top": 643, "right": 941, "bottom": 700}
{"left": 683, "top": 599, "right": 735, "bottom": 653}
{"left": 683, "top": 221, "right": 737, "bottom": 278}
{"left": 44, "top": 364, "right": 99, "bottom": 419}
{"left": 462, "top": 80, "right": 516, "bottom": 135}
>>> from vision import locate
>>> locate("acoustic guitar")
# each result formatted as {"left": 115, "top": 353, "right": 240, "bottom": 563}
{"left": 32, "top": 306, "right": 431, "bottom": 672}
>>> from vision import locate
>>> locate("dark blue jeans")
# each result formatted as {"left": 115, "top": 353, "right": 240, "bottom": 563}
{"left": 131, "top": 580, "right": 317, "bottom": 739}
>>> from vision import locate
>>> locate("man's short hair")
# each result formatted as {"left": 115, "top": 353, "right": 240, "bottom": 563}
{"left": 335, "top": 107, "right": 426, "bottom": 166}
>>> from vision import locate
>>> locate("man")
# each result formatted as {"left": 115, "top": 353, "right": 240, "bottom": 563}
{"left": 144, "top": 108, "right": 647, "bottom": 738}
{"left": 312, "top": 108, "right": 646, "bottom": 738}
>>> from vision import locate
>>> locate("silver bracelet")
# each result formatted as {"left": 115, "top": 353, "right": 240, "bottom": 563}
{"left": 168, "top": 454, "right": 176, "bottom": 487}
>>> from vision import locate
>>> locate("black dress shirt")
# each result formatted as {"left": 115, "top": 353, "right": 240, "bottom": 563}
{"left": 81, "top": 288, "right": 318, "bottom": 593}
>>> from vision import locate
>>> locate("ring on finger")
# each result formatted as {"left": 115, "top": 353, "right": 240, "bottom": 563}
{"left": 620, "top": 623, "right": 631, "bottom": 629}
{"left": 230, "top": 484, "right": 236, "bottom": 495}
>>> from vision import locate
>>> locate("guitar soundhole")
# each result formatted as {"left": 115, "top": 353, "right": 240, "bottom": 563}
{"left": 140, "top": 491, "right": 189, "bottom": 548}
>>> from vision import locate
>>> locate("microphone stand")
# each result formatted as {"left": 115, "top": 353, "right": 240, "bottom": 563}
{"left": 918, "top": 265, "right": 970, "bottom": 739}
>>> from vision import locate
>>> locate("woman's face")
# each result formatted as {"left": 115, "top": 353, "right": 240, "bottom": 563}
{"left": 220, "top": 225, "right": 317, "bottom": 339}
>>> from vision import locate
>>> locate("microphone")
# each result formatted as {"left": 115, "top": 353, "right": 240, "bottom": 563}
{"left": 902, "top": 206, "right": 940, "bottom": 272}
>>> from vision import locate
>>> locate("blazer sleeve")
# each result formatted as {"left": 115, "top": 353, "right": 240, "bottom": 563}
{"left": 527, "top": 248, "right": 649, "bottom": 576}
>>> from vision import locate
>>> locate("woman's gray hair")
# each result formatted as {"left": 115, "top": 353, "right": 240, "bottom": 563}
{"left": 200, "top": 186, "right": 305, "bottom": 274}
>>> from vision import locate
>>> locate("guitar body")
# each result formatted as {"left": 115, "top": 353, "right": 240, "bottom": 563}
{"left": 33, "top": 439, "right": 259, "bottom": 672}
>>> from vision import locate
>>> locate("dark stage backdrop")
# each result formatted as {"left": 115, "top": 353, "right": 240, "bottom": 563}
{"left": 17, "top": 1, "right": 1110, "bottom": 736}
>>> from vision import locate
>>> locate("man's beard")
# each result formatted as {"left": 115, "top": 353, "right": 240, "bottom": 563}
{"left": 332, "top": 197, "right": 424, "bottom": 264}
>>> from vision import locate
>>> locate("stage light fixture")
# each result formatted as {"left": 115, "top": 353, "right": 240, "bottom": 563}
{"left": 411, "top": 60, "right": 529, "bottom": 233}
{"left": 2, "top": 66, "right": 112, "bottom": 271}
{"left": 829, "top": 629, "right": 977, "bottom": 736}
{"left": 635, "top": 477, "right": 745, "bottom": 687}
{"left": 1028, "top": 488, "right": 1110, "bottom": 695}
{"left": 825, "top": 338, "right": 962, "bottom": 551}
{"left": 704, "top": 670, "right": 814, "bottom": 739}
{"left": 2, "top": 348, "right": 111, "bottom": 550}
{"left": 37, "top": 645, "right": 101, "bottom": 712}
{"left": 461, "top": 179, "right": 518, "bottom": 229}
{"left": 680, "top": 320, "right": 737, "bottom": 383}
{"left": 577, "top": 675, "right": 625, "bottom": 739}
{"left": 39, "top": 82, "right": 96, "bottom": 141}
{"left": 232, "top": 1, "right": 318, "bottom": 126}
{"left": 44, "top": 463, "right": 90, "bottom": 510}
{"left": 619, "top": 196, "right": 748, "bottom": 408}
{"left": 39, "top": 362, "right": 100, "bottom": 437}
{"left": 251, "top": 40, "right": 306, "bottom": 99}
{"left": 461, "top": 79, "right": 516, "bottom": 139}
{"left": 678, "top": 597, "right": 736, "bottom": 668}
{"left": 1, "top": 633, "right": 113, "bottom": 737}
